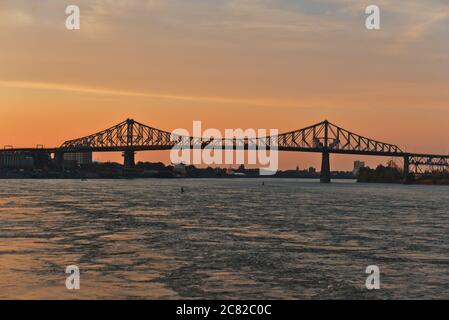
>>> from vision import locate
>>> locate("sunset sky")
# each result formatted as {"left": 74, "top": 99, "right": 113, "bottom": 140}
{"left": 1, "top": 0, "right": 448, "bottom": 170}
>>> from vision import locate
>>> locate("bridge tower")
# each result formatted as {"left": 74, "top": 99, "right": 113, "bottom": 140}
{"left": 403, "top": 155, "right": 411, "bottom": 184}
{"left": 123, "top": 150, "right": 135, "bottom": 169}
{"left": 320, "top": 120, "right": 331, "bottom": 183}
{"left": 320, "top": 151, "right": 331, "bottom": 183}
{"left": 123, "top": 118, "right": 136, "bottom": 169}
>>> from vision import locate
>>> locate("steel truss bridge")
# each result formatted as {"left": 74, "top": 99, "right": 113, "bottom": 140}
{"left": 2, "top": 119, "right": 448, "bottom": 183}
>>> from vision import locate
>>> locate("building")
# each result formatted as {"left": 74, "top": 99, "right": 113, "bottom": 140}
{"left": 0, "top": 153, "right": 34, "bottom": 169}
{"left": 308, "top": 167, "right": 316, "bottom": 173}
{"left": 64, "top": 152, "right": 93, "bottom": 166}
{"left": 353, "top": 160, "right": 366, "bottom": 175}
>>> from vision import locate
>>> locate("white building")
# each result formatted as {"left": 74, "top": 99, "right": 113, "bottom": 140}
{"left": 353, "top": 160, "right": 365, "bottom": 175}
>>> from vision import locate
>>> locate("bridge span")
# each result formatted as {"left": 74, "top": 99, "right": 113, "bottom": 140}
{"left": 2, "top": 119, "right": 448, "bottom": 183}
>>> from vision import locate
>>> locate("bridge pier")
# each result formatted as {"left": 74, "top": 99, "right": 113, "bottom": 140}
{"left": 123, "top": 150, "right": 135, "bottom": 169}
{"left": 403, "top": 156, "right": 412, "bottom": 184}
{"left": 320, "top": 151, "right": 331, "bottom": 183}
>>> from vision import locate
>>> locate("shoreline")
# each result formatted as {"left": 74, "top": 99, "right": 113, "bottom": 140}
{"left": 1, "top": 176, "right": 448, "bottom": 186}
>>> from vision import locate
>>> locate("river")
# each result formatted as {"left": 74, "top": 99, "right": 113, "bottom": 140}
{"left": 1, "top": 179, "right": 448, "bottom": 299}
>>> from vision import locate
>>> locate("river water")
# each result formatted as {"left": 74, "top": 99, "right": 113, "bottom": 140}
{"left": 1, "top": 178, "right": 449, "bottom": 299}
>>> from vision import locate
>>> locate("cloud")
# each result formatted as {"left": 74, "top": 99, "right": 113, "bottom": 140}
{"left": 1, "top": 0, "right": 448, "bottom": 42}
{"left": 0, "top": 0, "right": 448, "bottom": 109}
{"left": 0, "top": 80, "right": 302, "bottom": 108}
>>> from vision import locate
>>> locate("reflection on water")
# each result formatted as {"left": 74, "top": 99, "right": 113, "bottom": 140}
{"left": 1, "top": 178, "right": 449, "bottom": 299}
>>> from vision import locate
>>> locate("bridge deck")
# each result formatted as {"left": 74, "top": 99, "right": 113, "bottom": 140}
{"left": 1, "top": 146, "right": 448, "bottom": 160}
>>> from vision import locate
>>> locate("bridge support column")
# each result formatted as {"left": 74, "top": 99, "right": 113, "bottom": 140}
{"left": 403, "top": 156, "right": 411, "bottom": 184}
{"left": 320, "top": 151, "right": 331, "bottom": 183}
{"left": 123, "top": 150, "right": 135, "bottom": 169}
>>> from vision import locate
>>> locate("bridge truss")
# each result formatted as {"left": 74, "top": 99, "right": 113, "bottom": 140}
{"left": 408, "top": 154, "right": 449, "bottom": 173}
{"left": 59, "top": 119, "right": 403, "bottom": 156}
